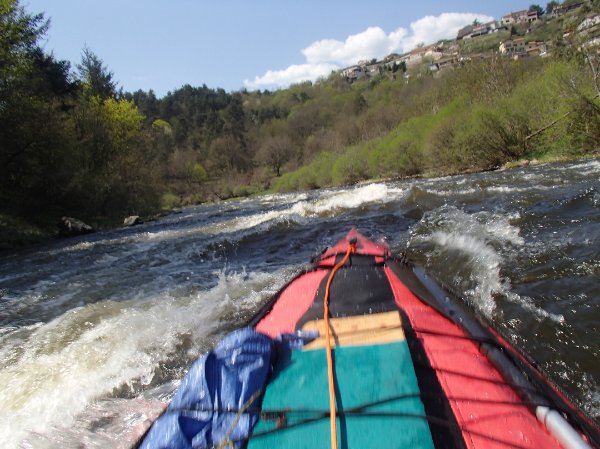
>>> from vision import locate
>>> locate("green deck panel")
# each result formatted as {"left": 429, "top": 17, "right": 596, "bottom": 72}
{"left": 248, "top": 341, "right": 435, "bottom": 449}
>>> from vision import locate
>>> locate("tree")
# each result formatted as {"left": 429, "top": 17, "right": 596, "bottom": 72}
{"left": 129, "top": 89, "right": 160, "bottom": 122}
{"left": 0, "top": 0, "right": 48, "bottom": 82}
{"left": 208, "top": 135, "right": 250, "bottom": 173}
{"left": 165, "top": 149, "right": 206, "bottom": 187}
{"left": 0, "top": 0, "right": 77, "bottom": 215}
{"left": 256, "top": 135, "right": 293, "bottom": 176}
{"left": 68, "top": 93, "right": 158, "bottom": 216}
{"left": 102, "top": 98, "right": 144, "bottom": 153}
{"left": 529, "top": 4, "right": 544, "bottom": 15}
{"left": 77, "top": 46, "right": 117, "bottom": 99}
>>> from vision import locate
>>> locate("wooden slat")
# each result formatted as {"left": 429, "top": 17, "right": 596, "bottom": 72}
{"left": 302, "top": 311, "right": 404, "bottom": 349}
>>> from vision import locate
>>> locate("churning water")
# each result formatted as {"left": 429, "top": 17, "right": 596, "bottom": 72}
{"left": 0, "top": 158, "right": 598, "bottom": 448}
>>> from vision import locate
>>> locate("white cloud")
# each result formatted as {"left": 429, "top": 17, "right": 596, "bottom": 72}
{"left": 243, "top": 63, "right": 339, "bottom": 90}
{"left": 302, "top": 26, "right": 403, "bottom": 66}
{"left": 401, "top": 12, "right": 494, "bottom": 51}
{"left": 244, "top": 12, "right": 494, "bottom": 90}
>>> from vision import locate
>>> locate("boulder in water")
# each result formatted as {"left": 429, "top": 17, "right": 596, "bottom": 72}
{"left": 123, "top": 215, "right": 142, "bottom": 227}
{"left": 58, "top": 216, "right": 94, "bottom": 237}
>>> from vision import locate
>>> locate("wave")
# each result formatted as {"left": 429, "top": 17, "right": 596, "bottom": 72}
{"left": 408, "top": 206, "right": 547, "bottom": 319}
{"left": 565, "top": 159, "right": 600, "bottom": 175}
{"left": 44, "top": 183, "right": 405, "bottom": 259}
{"left": 0, "top": 268, "right": 290, "bottom": 449}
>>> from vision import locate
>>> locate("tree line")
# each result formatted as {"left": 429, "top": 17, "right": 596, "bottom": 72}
{"left": 1, "top": 0, "right": 599, "bottom": 247}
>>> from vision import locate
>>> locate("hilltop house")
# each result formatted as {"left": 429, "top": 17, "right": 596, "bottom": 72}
{"left": 501, "top": 10, "right": 539, "bottom": 26}
{"left": 341, "top": 60, "right": 385, "bottom": 82}
{"left": 384, "top": 53, "right": 410, "bottom": 69}
{"left": 341, "top": 65, "right": 365, "bottom": 82}
{"left": 500, "top": 38, "right": 547, "bottom": 57}
{"left": 457, "top": 24, "right": 475, "bottom": 40}
{"left": 408, "top": 46, "right": 427, "bottom": 66}
{"left": 407, "top": 43, "right": 444, "bottom": 66}
{"left": 365, "top": 63, "right": 383, "bottom": 76}
{"left": 428, "top": 56, "right": 461, "bottom": 73}
{"left": 457, "top": 21, "right": 503, "bottom": 40}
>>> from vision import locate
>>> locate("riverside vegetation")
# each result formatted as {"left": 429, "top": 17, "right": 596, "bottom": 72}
{"left": 2, "top": 0, "right": 600, "bottom": 248}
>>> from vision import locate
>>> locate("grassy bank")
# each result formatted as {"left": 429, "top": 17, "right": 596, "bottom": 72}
{"left": 270, "top": 58, "right": 599, "bottom": 192}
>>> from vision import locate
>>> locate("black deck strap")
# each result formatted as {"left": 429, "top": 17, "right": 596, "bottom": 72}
{"left": 296, "top": 261, "right": 398, "bottom": 328}
{"left": 387, "top": 259, "right": 600, "bottom": 447}
{"left": 319, "top": 252, "right": 386, "bottom": 267}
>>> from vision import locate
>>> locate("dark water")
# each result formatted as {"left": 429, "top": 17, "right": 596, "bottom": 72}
{"left": 0, "top": 158, "right": 598, "bottom": 448}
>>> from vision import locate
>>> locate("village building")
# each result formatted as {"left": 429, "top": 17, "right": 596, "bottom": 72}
{"left": 365, "top": 63, "right": 383, "bottom": 76}
{"left": 341, "top": 65, "right": 365, "bottom": 82}
{"left": 501, "top": 10, "right": 539, "bottom": 26}
{"left": 424, "top": 43, "right": 444, "bottom": 61}
{"left": 428, "top": 56, "right": 461, "bottom": 73}
{"left": 408, "top": 46, "right": 427, "bottom": 66}
{"left": 499, "top": 38, "right": 547, "bottom": 57}
{"left": 457, "top": 24, "right": 475, "bottom": 40}
{"left": 384, "top": 53, "right": 410, "bottom": 70}
{"left": 383, "top": 54, "right": 400, "bottom": 63}
{"left": 499, "top": 38, "right": 526, "bottom": 55}
{"left": 501, "top": 10, "right": 529, "bottom": 25}
{"left": 525, "top": 41, "right": 547, "bottom": 56}
{"left": 526, "top": 10, "right": 540, "bottom": 23}
{"left": 470, "top": 23, "right": 491, "bottom": 38}
{"left": 457, "top": 21, "right": 504, "bottom": 40}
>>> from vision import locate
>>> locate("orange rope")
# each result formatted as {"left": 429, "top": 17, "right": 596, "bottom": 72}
{"left": 323, "top": 241, "right": 356, "bottom": 449}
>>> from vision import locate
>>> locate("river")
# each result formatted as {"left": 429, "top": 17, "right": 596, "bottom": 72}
{"left": 0, "top": 158, "right": 598, "bottom": 448}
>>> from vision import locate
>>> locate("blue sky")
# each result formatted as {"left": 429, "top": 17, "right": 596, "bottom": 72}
{"left": 26, "top": 0, "right": 531, "bottom": 96}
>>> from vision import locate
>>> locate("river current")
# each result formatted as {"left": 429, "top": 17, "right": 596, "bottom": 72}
{"left": 0, "top": 158, "right": 598, "bottom": 448}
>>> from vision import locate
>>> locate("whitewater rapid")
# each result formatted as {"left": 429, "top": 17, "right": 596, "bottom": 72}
{"left": 0, "top": 158, "right": 598, "bottom": 447}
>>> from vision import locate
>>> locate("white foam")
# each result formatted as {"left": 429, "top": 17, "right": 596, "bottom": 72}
{"left": 411, "top": 206, "right": 525, "bottom": 317}
{"left": 429, "top": 231, "right": 504, "bottom": 317}
{"left": 291, "top": 183, "right": 405, "bottom": 217}
{"left": 0, "top": 268, "right": 289, "bottom": 448}
{"left": 486, "top": 185, "right": 539, "bottom": 194}
{"left": 42, "top": 183, "right": 406, "bottom": 260}
{"left": 423, "top": 185, "right": 549, "bottom": 197}
{"left": 258, "top": 191, "right": 308, "bottom": 205}
{"left": 582, "top": 381, "right": 600, "bottom": 419}
{"left": 566, "top": 159, "right": 600, "bottom": 176}
{"left": 412, "top": 206, "right": 569, "bottom": 324}
{"left": 504, "top": 292, "right": 565, "bottom": 323}
{"left": 139, "top": 183, "right": 405, "bottom": 242}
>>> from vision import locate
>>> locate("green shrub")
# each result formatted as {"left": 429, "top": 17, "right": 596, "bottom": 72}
{"left": 331, "top": 149, "right": 369, "bottom": 185}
